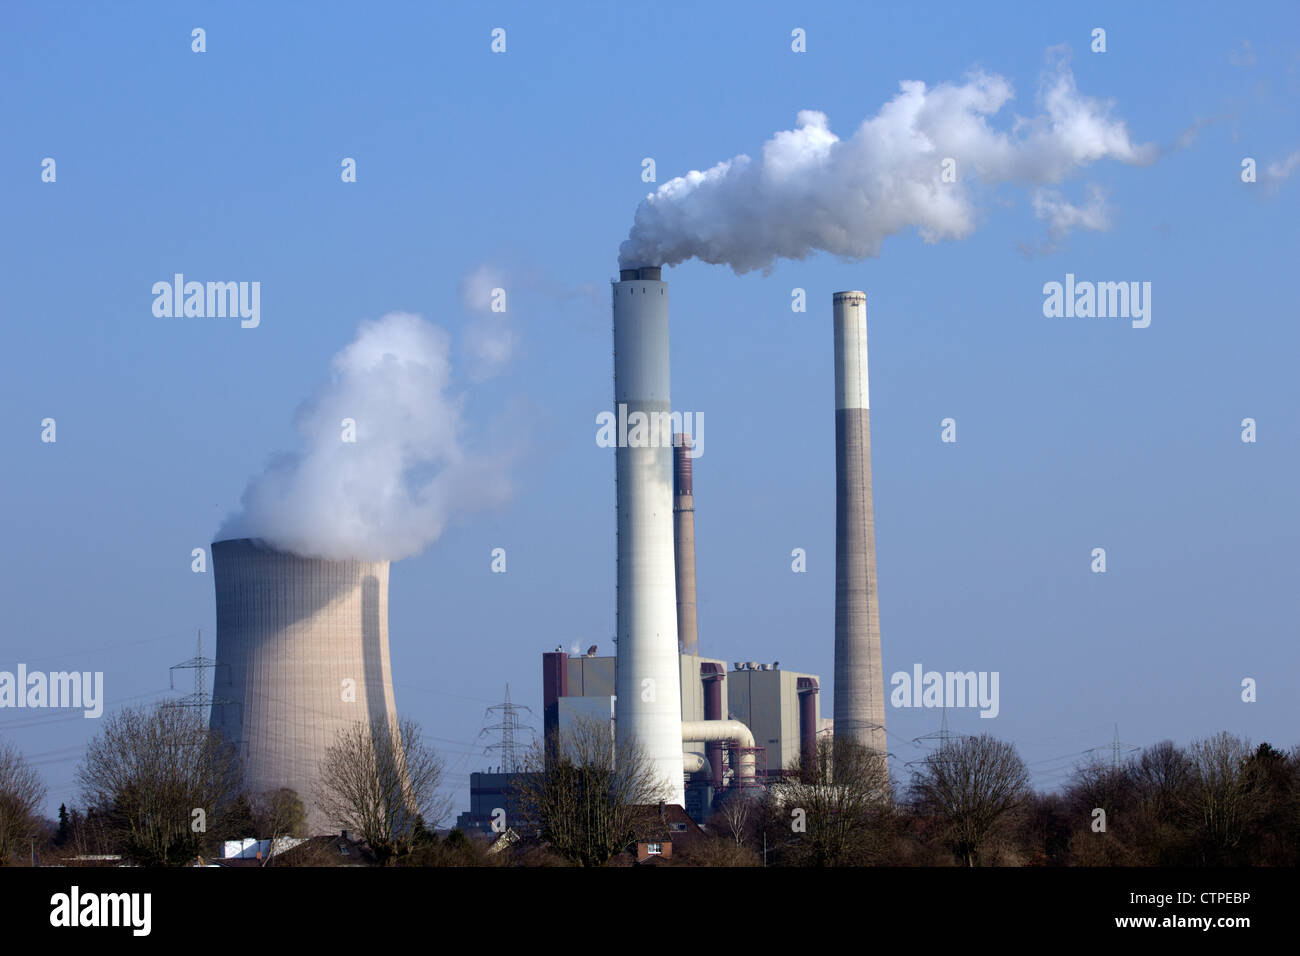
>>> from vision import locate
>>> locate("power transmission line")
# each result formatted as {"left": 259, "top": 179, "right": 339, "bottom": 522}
{"left": 1083, "top": 723, "right": 1140, "bottom": 772}
{"left": 477, "top": 684, "right": 535, "bottom": 774}
{"left": 168, "top": 630, "right": 233, "bottom": 715}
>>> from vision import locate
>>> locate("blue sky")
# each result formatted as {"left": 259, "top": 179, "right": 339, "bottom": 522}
{"left": 2, "top": 1, "right": 1297, "bottom": 817}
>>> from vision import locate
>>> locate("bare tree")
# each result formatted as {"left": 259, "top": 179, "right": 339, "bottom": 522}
{"left": 513, "top": 715, "right": 670, "bottom": 867}
{"left": 717, "top": 791, "right": 754, "bottom": 846}
{"left": 1066, "top": 755, "right": 1129, "bottom": 818}
{"left": 1120, "top": 740, "right": 1195, "bottom": 865}
{"left": 1240, "top": 743, "right": 1300, "bottom": 866}
{"left": 910, "top": 733, "right": 1031, "bottom": 867}
{"left": 1014, "top": 791, "right": 1073, "bottom": 866}
{"left": 0, "top": 739, "right": 46, "bottom": 865}
{"left": 57, "top": 806, "right": 113, "bottom": 861}
{"left": 674, "top": 835, "right": 761, "bottom": 867}
{"left": 76, "top": 701, "right": 244, "bottom": 866}
{"left": 251, "top": 787, "right": 308, "bottom": 866}
{"left": 1128, "top": 740, "right": 1193, "bottom": 819}
{"left": 1182, "top": 732, "right": 1267, "bottom": 864}
{"left": 770, "top": 736, "right": 894, "bottom": 866}
{"left": 1061, "top": 756, "right": 1140, "bottom": 866}
{"left": 316, "top": 717, "right": 448, "bottom": 865}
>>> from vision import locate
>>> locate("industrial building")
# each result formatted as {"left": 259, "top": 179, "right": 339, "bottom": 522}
{"left": 455, "top": 280, "right": 882, "bottom": 837}
{"left": 459, "top": 267, "right": 843, "bottom": 829}
{"left": 727, "top": 664, "right": 823, "bottom": 775}
{"left": 454, "top": 771, "right": 539, "bottom": 835}
{"left": 206, "top": 270, "right": 884, "bottom": 845}
{"left": 541, "top": 647, "right": 822, "bottom": 822}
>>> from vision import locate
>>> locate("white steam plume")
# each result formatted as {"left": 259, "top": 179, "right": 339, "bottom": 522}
{"left": 1019, "top": 182, "right": 1112, "bottom": 256}
{"left": 459, "top": 263, "right": 516, "bottom": 381}
{"left": 1261, "top": 150, "right": 1300, "bottom": 190}
{"left": 618, "top": 50, "right": 1157, "bottom": 273}
{"left": 217, "top": 312, "right": 510, "bottom": 561}
{"left": 1032, "top": 183, "right": 1110, "bottom": 238}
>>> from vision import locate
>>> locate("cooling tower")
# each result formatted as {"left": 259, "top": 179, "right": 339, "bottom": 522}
{"left": 832, "top": 291, "right": 887, "bottom": 759}
{"left": 613, "top": 264, "right": 685, "bottom": 806}
{"left": 673, "top": 433, "right": 699, "bottom": 656}
{"left": 210, "top": 538, "right": 400, "bottom": 833}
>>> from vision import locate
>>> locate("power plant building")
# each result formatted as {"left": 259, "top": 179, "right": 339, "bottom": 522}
{"left": 542, "top": 648, "right": 821, "bottom": 822}
{"left": 210, "top": 268, "right": 888, "bottom": 842}
{"left": 727, "top": 665, "right": 821, "bottom": 776}
{"left": 453, "top": 277, "right": 883, "bottom": 832}
{"left": 454, "top": 770, "right": 540, "bottom": 835}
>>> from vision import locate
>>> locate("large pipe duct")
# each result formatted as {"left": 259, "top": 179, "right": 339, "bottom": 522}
{"left": 682, "top": 751, "right": 711, "bottom": 778}
{"left": 700, "top": 662, "right": 725, "bottom": 789}
{"left": 681, "top": 720, "right": 757, "bottom": 787}
{"left": 210, "top": 538, "right": 400, "bottom": 834}
{"left": 832, "top": 291, "right": 887, "bottom": 760}
{"left": 613, "top": 264, "right": 685, "bottom": 806}
{"left": 672, "top": 433, "right": 699, "bottom": 655}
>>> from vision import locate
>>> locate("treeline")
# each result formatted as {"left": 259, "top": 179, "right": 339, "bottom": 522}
{"left": 411, "top": 724, "right": 1300, "bottom": 868}
{"left": 701, "top": 732, "right": 1300, "bottom": 867}
{"left": 0, "top": 700, "right": 450, "bottom": 867}
{"left": 1, "top": 705, "right": 1295, "bottom": 867}
{"left": 473, "top": 729, "right": 1300, "bottom": 868}
{"left": 0, "top": 702, "right": 313, "bottom": 866}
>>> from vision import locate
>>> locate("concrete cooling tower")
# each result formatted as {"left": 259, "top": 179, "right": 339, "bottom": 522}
{"left": 210, "top": 538, "right": 400, "bottom": 832}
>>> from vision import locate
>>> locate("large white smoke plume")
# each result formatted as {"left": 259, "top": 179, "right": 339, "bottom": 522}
{"left": 218, "top": 312, "right": 511, "bottom": 561}
{"left": 619, "top": 50, "right": 1158, "bottom": 273}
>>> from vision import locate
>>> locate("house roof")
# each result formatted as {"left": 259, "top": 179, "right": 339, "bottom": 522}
{"left": 274, "top": 834, "right": 379, "bottom": 866}
{"left": 634, "top": 803, "right": 706, "bottom": 845}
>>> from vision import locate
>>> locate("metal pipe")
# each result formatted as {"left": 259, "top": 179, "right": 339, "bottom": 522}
{"left": 701, "top": 663, "right": 725, "bottom": 789}
{"left": 681, "top": 719, "right": 756, "bottom": 787}
{"left": 682, "top": 751, "right": 711, "bottom": 778}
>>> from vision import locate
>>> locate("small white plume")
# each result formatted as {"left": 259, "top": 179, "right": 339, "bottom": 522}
{"left": 618, "top": 50, "right": 1157, "bottom": 273}
{"left": 459, "top": 263, "right": 515, "bottom": 380}
{"left": 1262, "top": 150, "right": 1300, "bottom": 189}
{"left": 218, "top": 312, "right": 510, "bottom": 561}
{"left": 1033, "top": 184, "right": 1110, "bottom": 238}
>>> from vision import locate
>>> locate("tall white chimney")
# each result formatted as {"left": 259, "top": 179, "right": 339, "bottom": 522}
{"left": 612, "top": 265, "right": 685, "bottom": 806}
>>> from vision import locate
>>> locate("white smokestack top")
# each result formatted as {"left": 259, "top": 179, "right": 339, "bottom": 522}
{"left": 835, "top": 298, "right": 870, "bottom": 412}
{"left": 218, "top": 312, "right": 511, "bottom": 561}
{"left": 618, "top": 50, "right": 1156, "bottom": 274}
{"left": 612, "top": 267, "right": 685, "bottom": 806}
